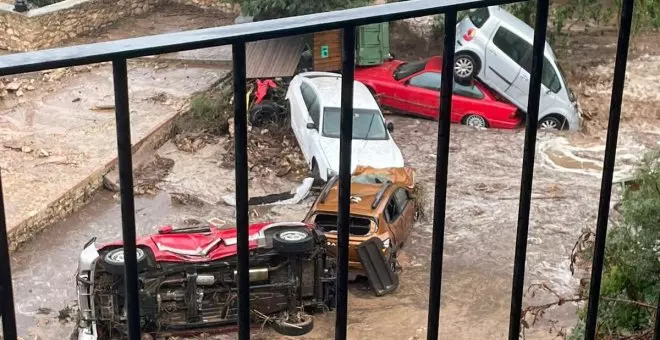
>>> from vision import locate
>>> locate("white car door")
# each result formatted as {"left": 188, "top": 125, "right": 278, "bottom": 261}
{"left": 293, "top": 79, "right": 324, "bottom": 165}
{"left": 301, "top": 82, "right": 324, "bottom": 168}
{"left": 288, "top": 77, "right": 307, "bottom": 156}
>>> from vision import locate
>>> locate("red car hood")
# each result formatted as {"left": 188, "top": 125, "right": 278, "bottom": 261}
{"left": 99, "top": 221, "right": 312, "bottom": 263}
{"left": 355, "top": 59, "right": 404, "bottom": 81}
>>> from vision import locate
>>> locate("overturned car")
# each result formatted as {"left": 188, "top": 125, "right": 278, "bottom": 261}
{"left": 75, "top": 221, "right": 336, "bottom": 339}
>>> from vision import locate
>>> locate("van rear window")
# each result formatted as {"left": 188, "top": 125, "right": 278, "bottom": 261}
{"left": 468, "top": 7, "right": 490, "bottom": 28}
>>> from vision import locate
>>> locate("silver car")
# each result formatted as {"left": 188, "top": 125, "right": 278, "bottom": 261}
{"left": 454, "top": 6, "right": 581, "bottom": 130}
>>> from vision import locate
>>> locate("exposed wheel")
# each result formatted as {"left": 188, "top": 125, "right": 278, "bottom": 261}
{"left": 454, "top": 54, "right": 478, "bottom": 83}
{"left": 272, "top": 228, "right": 315, "bottom": 253}
{"left": 539, "top": 116, "right": 564, "bottom": 130}
{"left": 249, "top": 100, "right": 282, "bottom": 127}
{"left": 463, "top": 114, "right": 488, "bottom": 128}
{"left": 271, "top": 313, "right": 314, "bottom": 336}
{"left": 103, "top": 247, "right": 149, "bottom": 275}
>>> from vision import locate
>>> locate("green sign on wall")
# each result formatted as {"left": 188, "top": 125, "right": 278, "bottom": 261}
{"left": 320, "top": 45, "right": 329, "bottom": 58}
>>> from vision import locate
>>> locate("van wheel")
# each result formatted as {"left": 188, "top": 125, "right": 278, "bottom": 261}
{"left": 539, "top": 116, "right": 565, "bottom": 130}
{"left": 454, "top": 53, "right": 478, "bottom": 82}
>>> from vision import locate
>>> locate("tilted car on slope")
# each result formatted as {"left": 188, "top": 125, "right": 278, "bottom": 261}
{"left": 354, "top": 56, "right": 521, "bottom": 129}
{"left": 75, "top": 221, "right": 336, "bottom": 339}
{"left": 303, "top": 166, "right": 416, "bottom": 281}
{"left": 454, "top": 6, "right": 581, "bottom": 130}
{"left": 286, "top": 71, "right": 405, "bottom": 182}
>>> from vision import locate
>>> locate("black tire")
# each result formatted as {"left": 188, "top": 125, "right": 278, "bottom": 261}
{"left": 454, "top": 53, "right": 478, "bottom": 83}
{"left": 103, "top": 247, "right": 149, "bottom": 275}
{"left": 539, "top": 115, "right": 565, "bottom": 130}
{"left": 249, "top": 100, "right": 282, "bottom": 127}
{"left": 271, "top": 314, "right": 314, "bottom": 336}
{"left": 272, "top": 228, "right": 315, "bottom": 253}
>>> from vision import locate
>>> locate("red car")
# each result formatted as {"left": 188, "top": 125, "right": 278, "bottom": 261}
{"left": 75, "top": 221, "right": 336, "bottom": 339}
{"left": 354, "top": 56, "right": 521, "bottom": 129}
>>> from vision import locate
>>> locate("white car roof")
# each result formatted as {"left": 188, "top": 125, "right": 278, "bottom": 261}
{"left": 299, "top": 72, "right": 380, "bottom": 111}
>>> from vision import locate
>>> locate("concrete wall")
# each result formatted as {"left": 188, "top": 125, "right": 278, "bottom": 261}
{"left": 0, "top": 0, "right": 238, "bottom": 51}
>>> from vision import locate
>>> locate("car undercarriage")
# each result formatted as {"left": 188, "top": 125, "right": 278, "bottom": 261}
{"left": 76, "top": 224, "right": 336, "bottom": 339}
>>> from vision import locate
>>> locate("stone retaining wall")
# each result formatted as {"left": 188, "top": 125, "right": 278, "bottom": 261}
{"left": 0, "top": 0, "right": 238, "bottom": 51}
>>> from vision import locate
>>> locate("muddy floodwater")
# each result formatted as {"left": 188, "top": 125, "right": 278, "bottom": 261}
{"left": 6, "top": 114, "right": 657, "bottom": 339}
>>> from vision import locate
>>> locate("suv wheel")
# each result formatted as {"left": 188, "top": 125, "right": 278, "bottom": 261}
{"left": 454, "top": 54, "right": 478, "bottom": 82}
{"left": 273, "top": 228, "right": 315, "bottom": 253}
{"left": 272, "top": 313, "right": 314, "bottom": 336}
{"left": 103, "top": 247, "right": 149, "bottom": 275}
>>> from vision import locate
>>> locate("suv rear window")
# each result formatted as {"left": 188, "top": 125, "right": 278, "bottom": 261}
{"left": 468, "top": 7, "right": 490, "bottom": 28}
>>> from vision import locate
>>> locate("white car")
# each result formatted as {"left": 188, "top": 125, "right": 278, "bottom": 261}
{"left": 286, "top": 72, "right": 405, "bottom": 182}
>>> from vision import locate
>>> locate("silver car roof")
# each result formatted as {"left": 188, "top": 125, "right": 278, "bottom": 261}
{"left": 487, "top": 5, "right": 557, "bottom": 60}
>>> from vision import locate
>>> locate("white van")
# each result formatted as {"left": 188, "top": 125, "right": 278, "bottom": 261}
{"left": 454, "top": 6, "right": 581, "bottom": 130}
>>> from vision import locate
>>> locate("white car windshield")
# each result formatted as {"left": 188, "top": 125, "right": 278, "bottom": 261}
{"left": 322, "top": 107, "right": 389, "bottom": 140}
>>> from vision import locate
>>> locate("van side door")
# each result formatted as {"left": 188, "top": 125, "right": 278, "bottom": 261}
{"left": 484, "top": 25, "right": 528, "bottom": 104}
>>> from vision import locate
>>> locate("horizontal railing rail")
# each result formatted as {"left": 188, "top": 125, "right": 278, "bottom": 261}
{"left": 0, "top": 0, "right": 651, "bottom": 340}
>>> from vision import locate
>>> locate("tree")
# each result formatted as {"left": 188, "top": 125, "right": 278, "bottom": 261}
{"left": 231, "top": 0, "right": 371, "bottom": 20}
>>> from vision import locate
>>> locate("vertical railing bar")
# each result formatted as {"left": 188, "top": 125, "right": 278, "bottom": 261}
{"left": 507, "top": 0, "right": 550, "bottom": 338}
{"left": 231, "top": 42, "right": 250, "bottom": 340}
{"left": 425, "top": 9, "right": 456, "bottom": 340}
{"left": 111, "top": 58, "right": 141, "bottom": 340}
{"left": 0, "top": 170, "right": 17, "bottom": 340}
{"left": 334, "top": 24, "right": 356, "bottom": 340}
{"left": 583, "top": 1, "right": 634, "bottom": 338}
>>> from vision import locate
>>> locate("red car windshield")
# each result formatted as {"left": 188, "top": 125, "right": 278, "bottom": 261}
{"left": 393, "top": 59, "right": 428, "bottom": 80}
{"left": 322, "top": 108, "right": 389, "bottom": 140}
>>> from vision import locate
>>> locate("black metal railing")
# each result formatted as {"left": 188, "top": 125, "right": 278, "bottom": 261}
{"left": 0, "top": 0, "right": 654, "bottom": 339}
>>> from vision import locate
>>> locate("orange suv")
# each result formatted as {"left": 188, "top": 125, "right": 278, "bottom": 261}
{"left": 303, "top": 166, "right": 416, "bottom": 278}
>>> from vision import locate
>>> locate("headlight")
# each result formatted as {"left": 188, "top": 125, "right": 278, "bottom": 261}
{"left": 382, "top": 238, "right": 390, "bottom": 249}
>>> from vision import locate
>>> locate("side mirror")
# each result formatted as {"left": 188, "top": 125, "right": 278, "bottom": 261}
{"left": 386, "top": 121, "right": 394, "bottom": 132}
{"left": 306, "top": 122, "right": 316, "bottom": 129}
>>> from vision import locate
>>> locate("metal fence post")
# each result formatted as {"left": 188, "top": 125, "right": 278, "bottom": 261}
{"left": 335, "top": 25, "right": 356, "bottom": 340}
{"left": 232, "top": 42, "right": 251, "bottom": 340}
{"left": 507, "top": 0, "right": 549, "bottom": 338}
{"left": 0, "top": 170, "right": 17, "bottom": 340}
{"left": 111, "top": 58, "right": 141, "bottom": 340}
{"left": 583, "top": 1, "right": 634, "bottom": 339}
{"left": 426, "top": 9, "right": 456, "bottom": 340}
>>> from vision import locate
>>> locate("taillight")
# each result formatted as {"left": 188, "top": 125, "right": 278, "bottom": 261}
{"left": 463, "top": 28, "right": 477, "bottom": 41}
{"left": 510, "top": 110, "right": 520, "bottom": 119}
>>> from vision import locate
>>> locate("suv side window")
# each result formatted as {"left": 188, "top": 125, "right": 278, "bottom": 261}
{"left": 393, "top": 188, "right": 409, "bottom": 211}
{"left": 385, "top": 197, "right": 401, "bottom": 223}
{"left": 408, "top": 72, "right": 442, "bottom": 91}
{"left": 492, "top": 26, "right": 532, "bottom": 68}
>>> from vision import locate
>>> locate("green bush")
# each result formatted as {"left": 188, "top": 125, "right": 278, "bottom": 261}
{"left": 568, "top": 150, "right": 660, "bottom": 339}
